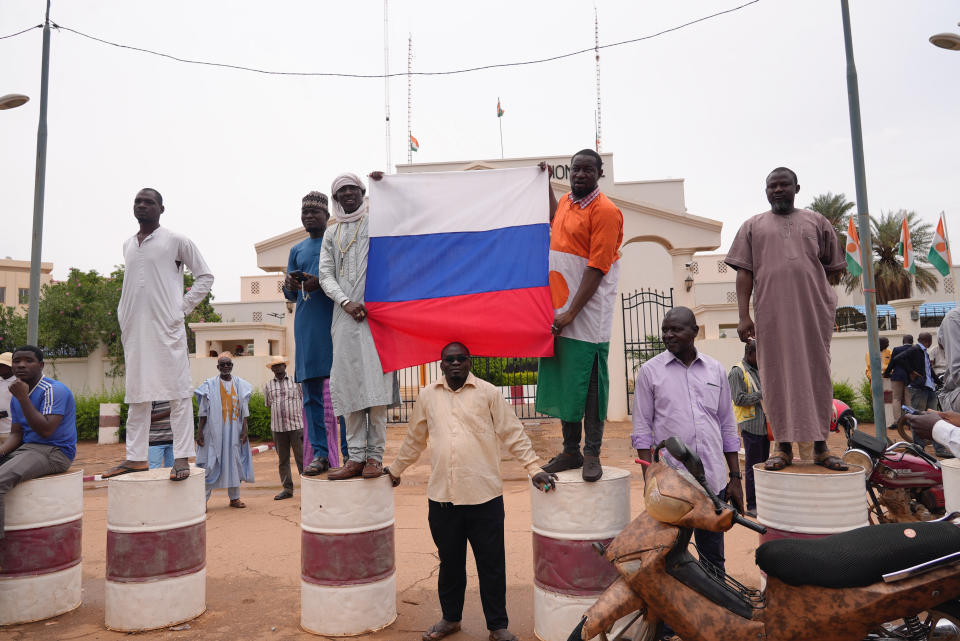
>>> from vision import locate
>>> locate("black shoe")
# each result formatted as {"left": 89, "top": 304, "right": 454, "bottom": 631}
{"left": 582, "top": 455, "right": 603, "bottom": 482}
{"left": 274, "top": 490, "right": 294, "bottom": 500}
{"left": 303, "top": 457, "right": 330, "bottom": 476}
{"left": 936, "top": 447, "right": 955, "bottom": 459}
{"left": 542, "top": 452, "right": 584, "bottom": 474}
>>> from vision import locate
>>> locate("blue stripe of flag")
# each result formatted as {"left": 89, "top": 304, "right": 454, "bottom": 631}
{"left": 366, "top": 224, "right": 549, "bottom": 303}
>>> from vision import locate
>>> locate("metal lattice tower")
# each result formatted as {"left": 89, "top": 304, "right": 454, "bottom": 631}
{"left": 407, "top": 34, "right": 413, "bottom": 165}
{"left": 383, "top": 0, "right": 392, "bottom": 173}
{"left": 594, "top": 5, "right": 602, "bottom": 152}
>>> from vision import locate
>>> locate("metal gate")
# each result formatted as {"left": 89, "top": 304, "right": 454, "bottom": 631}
{"left": 389, "top": 357, "right": 547, "bottom": 423}
{"left": 622, "top": 288, "right": 674, "bottom": 415}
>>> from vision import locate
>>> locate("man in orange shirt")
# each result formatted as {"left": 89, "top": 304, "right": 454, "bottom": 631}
{"left": 536, "top": 149, "right": 623, "bottom": 482}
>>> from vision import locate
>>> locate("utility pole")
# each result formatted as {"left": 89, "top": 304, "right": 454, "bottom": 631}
{"left": 27, "top": 0, "right": 52, "bottom": 345}
{"left": 840, "top": 0, "right": 886, "bottom": 436}
{"left": 383, "top": 0, "right": 392, "bottom": 173}
{"left": 407, "top": 34, "right": 412, "bottom": 165}
{"left": 594, "top": 5, "right": 602, "bottom": 152}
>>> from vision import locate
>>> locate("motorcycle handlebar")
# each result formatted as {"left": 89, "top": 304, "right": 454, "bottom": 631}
{"left": 732, "top": 512, "right": 767, "bottom": 534}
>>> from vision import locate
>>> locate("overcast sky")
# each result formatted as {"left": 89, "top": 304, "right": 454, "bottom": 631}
{"left": 2, "top": 1, "right": 958, "bottom": 302}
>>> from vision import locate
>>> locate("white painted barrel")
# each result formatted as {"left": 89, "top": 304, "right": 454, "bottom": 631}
{"left": 300, "top": 475, "right": 396, "bottom": 636}
{"left": 942, "top": 458, "right": 960, "bottom": 515}
{"left": 0, "top": 469, "right": 83, "bottom": 625}
{"left": 98, "top": 402, "right": 121, "bottom": 445}
{"left": 531, "top": 467, "right": 631, "bottom": 641}
{"left": 105, "top": 466, "right": 206, "bottom": 631}
{"left": 755, "top": 463, "right": 868, "bottom": 543}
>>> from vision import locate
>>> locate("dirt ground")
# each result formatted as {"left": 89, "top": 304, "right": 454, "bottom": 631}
{"left": 4, "top": 421, "right": 855, "bottom": 641}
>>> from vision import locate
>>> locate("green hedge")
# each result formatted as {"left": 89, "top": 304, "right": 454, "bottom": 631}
{"left": 73, "top": 390, "right": 273, "bottom": 442}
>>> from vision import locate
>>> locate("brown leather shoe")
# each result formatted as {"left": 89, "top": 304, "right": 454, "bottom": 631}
{"left": 362, "top": 458, "right": 384, "bottom": 479}
{"left": 327, "top": 460, "right": 364, "bottom": 480}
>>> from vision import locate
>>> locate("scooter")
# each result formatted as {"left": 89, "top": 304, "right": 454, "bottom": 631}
{"left": 569, "top": 437, "right": 960, "bottom": 641}
{"left": 837, "top": 401, "right": 945, "bottom": 522}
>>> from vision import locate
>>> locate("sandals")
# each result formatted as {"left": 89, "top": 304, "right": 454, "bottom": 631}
{"left": 815, "top": 451, "right": 849, "bottom": 471}
{"left": 422, "top": 620, "right": 461, "bottom": 641}
{"left": 102, "top": 462, "right": 148, "bottom": 478}
{"left": 763, "top": 451, "right": 791, "bottom": 471}
{"left": 229, "top": 499, "right": 247, "bottom": 508}
{"left": 170, "top": 459, "right": 191, "bottom": 481}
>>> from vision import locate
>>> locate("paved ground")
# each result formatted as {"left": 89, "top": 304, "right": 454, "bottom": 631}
{"left": 4, "top": 420, "right": 856, "bottom": 641}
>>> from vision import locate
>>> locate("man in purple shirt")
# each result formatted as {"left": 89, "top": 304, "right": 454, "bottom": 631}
{"left": 632, "top": 307, "right": 744, "bottom": 571}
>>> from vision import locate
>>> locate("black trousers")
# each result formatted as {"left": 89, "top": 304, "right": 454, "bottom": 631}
{"left": 273, "top": 429, "right": 304, "bottom": 491}
{"left": 560, "top": 357, "right": 604, "bottom": 456}
{"left": 428, "top": 496, "right": 507, "bottom": 631}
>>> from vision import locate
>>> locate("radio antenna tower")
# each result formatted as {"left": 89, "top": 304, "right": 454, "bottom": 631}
{"left": 594, "top": 5, "right": 602, "bottom": 152}
{"left": 407, "top": 34, "right": 413, "bottom": 165}
{"left": 383, "top": 0, "right": 392, "bottom": 172}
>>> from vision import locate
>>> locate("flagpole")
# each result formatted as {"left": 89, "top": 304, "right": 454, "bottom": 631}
{"left": 841, "top": 0, "right": 886, "bottom": 437}
{"left": 498, "top": 96, "right": 504, "bottom": 159}
{"left": 940, "top": 211, "right": 960, "bottom": 305}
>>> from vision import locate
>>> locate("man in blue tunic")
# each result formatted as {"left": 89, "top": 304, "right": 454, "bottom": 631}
{"left": 284, "top": 191, "right": 347, "bottom": 475}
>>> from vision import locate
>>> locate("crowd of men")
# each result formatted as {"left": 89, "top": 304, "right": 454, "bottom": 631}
{"left": 5, "top": 155, "right": 960, "bottom": 641}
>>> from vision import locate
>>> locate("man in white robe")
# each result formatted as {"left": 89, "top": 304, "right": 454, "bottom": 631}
{"left": 104, "top": 188, "right": 214, "bottom": 481}
{"left": 196, "top": 354, "right": 255, "bottom": 507}
{"left": 319, "top": 173, "right": 395, "bottom": 480}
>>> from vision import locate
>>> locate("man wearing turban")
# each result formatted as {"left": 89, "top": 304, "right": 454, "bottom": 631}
{"left": 319, "top": 173, "right": 395, "bottom": 480}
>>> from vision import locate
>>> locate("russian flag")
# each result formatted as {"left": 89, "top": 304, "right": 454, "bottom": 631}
{"left": 365, "top": 166, "right": 555, "bottom": 371}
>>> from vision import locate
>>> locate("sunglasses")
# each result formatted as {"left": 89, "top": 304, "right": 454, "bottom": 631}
{"left": 218, "top": 362, "right": 233, "bottom": 368}
{"left": 442, "top": 355, "right": 469, "bottom": 364}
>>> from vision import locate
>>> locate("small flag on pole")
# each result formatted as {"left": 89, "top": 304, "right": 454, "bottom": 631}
{"left": 929, "top": 212, "right": 952, "bottom": 277}
{"left": 845, "top": 217, "right": 862, "bottom": 277}
{"left": 898, "top": 216, "right": 916, "bottom": 275}
{"left": 409, "top": 134, "right": 419, "bottom": 152}
{"left": 497, "top": 99, "right": 504, "bottom": 118}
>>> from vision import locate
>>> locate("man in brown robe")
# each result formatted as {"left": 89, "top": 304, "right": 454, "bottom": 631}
{"left": 725, "top": 167, "right": 848, "bottom": 471}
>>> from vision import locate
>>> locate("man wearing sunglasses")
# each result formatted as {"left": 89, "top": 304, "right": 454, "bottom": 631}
{"left": 385, "top": 342, "right": 556, "bottom": 641}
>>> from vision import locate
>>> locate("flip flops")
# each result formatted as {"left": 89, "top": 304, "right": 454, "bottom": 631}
{"left": 101, "top": 463, "right": 148, "bottom": 478}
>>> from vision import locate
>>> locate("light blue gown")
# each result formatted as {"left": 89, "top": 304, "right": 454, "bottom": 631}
{"left": 195, "top": 376, "right": 255, "bottom": 490}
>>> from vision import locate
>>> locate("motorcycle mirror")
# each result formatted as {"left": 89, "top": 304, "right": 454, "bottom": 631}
{"left": 664, "top": 437, "right": 690, "bottom": 462}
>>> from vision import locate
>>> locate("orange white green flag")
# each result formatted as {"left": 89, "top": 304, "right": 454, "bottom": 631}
{"left": 928, "top": 212, "right": 951, "bottom": 277}
{"left": 898, "top": 217, "right": 916, "bottom": 275}
{"left": 845, "top": 217, "right": 862, "bottom": 277}
{"left": 409, "top": 134, "right": 419, "bottom": 152}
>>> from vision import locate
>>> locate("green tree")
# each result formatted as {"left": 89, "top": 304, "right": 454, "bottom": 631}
{"left": 0, "top": 305, "right": 27, "bottom": 353}
{"left": 809, "top": 192, "right": 855, "bottom": 238}
{"left": 8, "top": 266, "right": 221, "bottom": 374}
{"left": 868, "top": 210, "right": 937, "bottom": 304}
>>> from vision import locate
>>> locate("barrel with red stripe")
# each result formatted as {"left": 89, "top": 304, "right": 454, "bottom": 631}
{"left": 104, "top": 466, "right": 206, "bottom": 631}
{"left": 300, "top": 474, "right": 396, "bottom": 636}
{"left": 0, "top": 469, "right": 83, "bottom": 625}
{"left": 531, "top": 467, "right": 631, "bottom": 641}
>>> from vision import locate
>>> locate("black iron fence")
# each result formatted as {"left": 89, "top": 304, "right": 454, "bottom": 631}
{"left": 622, "top": 288, "right": 674, "bottom": 415}
{"left": 388, "top": 356, "right": 547, "bottom": 424}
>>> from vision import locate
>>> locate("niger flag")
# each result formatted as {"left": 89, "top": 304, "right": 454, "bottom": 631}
{"left": 845, "top": 217, "right": 862, "bottom": 277}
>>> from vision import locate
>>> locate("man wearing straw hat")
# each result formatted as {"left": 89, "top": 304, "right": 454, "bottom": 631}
{"left": 264, "top": 355, "right": 304, "bottom": 500}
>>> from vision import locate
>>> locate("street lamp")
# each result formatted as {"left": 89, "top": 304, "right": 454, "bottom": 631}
{"left": 0, "top": 94, "right": 29, "bottom": 110}
{"left": 930, "top": 24, "right": 960, "bottom": 50}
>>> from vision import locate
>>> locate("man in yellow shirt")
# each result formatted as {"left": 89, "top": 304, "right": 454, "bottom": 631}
{"left": 385, "top": 342, "right": 556, "bottom": 641}
{"left": 865, "top": 336, "right": 891, "bottom": 381}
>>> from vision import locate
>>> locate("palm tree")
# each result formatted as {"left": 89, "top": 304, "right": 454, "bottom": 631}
{"left": 809, "top": 193, "right": 860, "bottom": 293}
{"left": 868, "top": 210, "right": 938, "bottom": 303}
{"left": 809, "top": 192, "right": 855, "bottom": 238}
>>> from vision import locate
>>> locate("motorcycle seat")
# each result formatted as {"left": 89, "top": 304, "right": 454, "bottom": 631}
{"left": 849, "top": 429, "right": 888, "bottom": 458}
{"left": 756, "top": 522, "right": 960, "bottom": 588}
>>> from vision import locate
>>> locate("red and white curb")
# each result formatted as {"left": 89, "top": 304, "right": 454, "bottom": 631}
{"left": 83, "top": 443, "right": 276, "bottom": 483}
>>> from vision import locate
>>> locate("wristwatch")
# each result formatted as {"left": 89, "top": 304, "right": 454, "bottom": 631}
{"left": 729, "top": 471, "right": 742, "bottom": 480}
{"left": 340, "top": 300, "right": 350, "bottom": 308}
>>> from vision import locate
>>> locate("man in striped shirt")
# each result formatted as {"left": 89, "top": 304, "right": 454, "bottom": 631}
{"left": 148, "top": 400, "right": 174, "bottom": 469}
{"left": 264, "top": 356, "right": 304, "bottom": 500}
